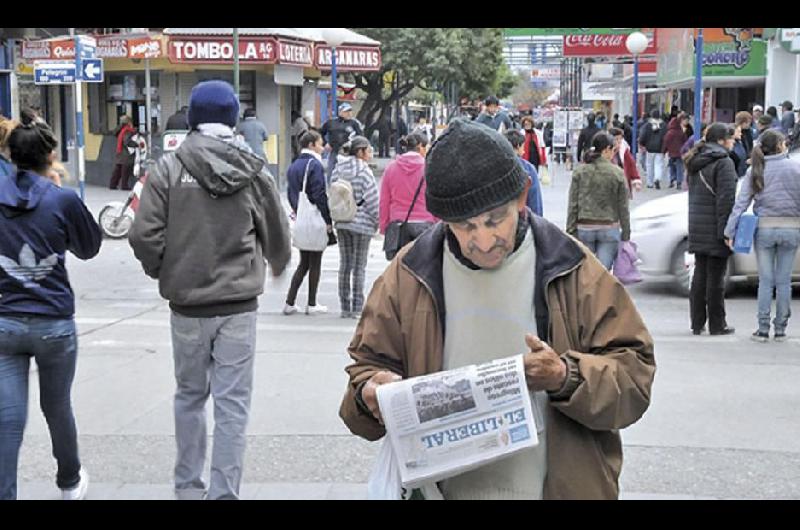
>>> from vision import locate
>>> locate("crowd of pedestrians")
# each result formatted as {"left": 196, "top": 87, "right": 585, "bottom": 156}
{"left": 4, "top": 81, "right": 800, "bottom": 501}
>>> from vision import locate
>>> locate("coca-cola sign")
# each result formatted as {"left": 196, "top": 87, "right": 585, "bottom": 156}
{"left": 563, "top": 33, "right": 657, "bottom": 57}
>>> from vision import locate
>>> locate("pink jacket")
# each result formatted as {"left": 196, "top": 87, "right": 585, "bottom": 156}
{"left": 379, "top": 152, "right": 438, "bottom": 234}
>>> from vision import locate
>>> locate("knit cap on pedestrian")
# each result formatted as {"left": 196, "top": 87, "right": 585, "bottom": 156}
{"left": 425, "top": 118, "right": 527, "bottom": 222}
{"left": 187, "top": 80, "right": 240, "bottom": 129}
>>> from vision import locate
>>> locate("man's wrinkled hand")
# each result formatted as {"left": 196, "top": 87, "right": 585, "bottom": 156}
{"left": 523, "top": 334, "right": 567, "bottom": 392}
{"left": 361, "top": 371, "right": 402, "bottom": 425}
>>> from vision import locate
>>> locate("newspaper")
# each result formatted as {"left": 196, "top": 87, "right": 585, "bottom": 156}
{"left": 375, "top": 355, "right": 538, "bottom": 489}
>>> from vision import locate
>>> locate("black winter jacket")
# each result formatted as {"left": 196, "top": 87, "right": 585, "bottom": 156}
{"left": 686, "top": 143, "right": 737, "bottom": 257}
{"left": 638, "top": 118, "right": 666, "bottom": 153}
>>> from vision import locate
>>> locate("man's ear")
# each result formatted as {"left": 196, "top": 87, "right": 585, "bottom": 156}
{"left": 517, "top": 178, "right": 531, "bottom": 211}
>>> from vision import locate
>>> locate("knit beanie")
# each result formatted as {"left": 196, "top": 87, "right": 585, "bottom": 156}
{"left": 187, "top": 80, "right": 240, "bottom": 129}
{"left": 425, "top": 118, "right": 527, "bottom": 222}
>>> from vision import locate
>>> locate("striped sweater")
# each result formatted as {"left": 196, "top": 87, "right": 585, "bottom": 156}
{"left": 330, "top": 154, "right": 379, "bottom": 236}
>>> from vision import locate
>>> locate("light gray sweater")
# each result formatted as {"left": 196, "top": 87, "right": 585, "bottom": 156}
{"left": 724, "top": 153, "right": 800, "bottom": 239}
{"left": 331, "top": 154, "right": 379, "bottom": 236}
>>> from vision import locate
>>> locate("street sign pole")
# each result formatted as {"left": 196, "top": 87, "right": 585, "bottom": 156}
{"left": 145, "top": 57, "right": 152, "bottom": 163}
{"left": 71, "top": 29, "right": 86, "bottom": 201}
{"left": 694, "top": 29, "right": 704, "bottom": 141}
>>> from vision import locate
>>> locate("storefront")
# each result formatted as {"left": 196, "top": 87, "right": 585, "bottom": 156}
{"left": 12, "top": 28, "right": 381, "bottom": 188}
{"left": 765, "top": 28, "right": 800, "bottom": 113}
{"left": 656, "top": 28, "right": 766, "bottom": 123}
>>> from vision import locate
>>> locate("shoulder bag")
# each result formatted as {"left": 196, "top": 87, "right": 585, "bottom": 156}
{"left": 292, "top": 160, "right": 329, "bottom": 251}
{"left": 383, "top": 176, "right": 433, "bottom": 260}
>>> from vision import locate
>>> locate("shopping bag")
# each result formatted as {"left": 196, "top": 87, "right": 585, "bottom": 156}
{"left": 367, "top": 439, "right": 443, "bottom": 500}
{"left": 292, "top": 161, "right": 328, "bottom": 251}
{"left": 539, "top": 165, "right": 551, "bottom": 186}
{"left": 613, "top": 240, "right": 643, "bottom": 285}
{"left": 733, "top": 213, "right": 758, "bottom": 254}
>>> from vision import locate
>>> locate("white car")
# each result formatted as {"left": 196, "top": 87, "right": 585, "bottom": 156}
{"left": 631, "top": 178, "right": 800, "bottom": 296}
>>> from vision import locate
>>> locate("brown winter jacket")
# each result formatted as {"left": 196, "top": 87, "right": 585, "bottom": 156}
{"left": 339, "top": 214, "right": 656, "bottom": 500}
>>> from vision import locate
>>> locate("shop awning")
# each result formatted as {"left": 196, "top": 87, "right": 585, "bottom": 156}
{"left": 162, "top": 28, "right": 381, "bottom": 71}
{"left": 657, "top": 75, "right": 766, "bottom": 90}
{"left": 20, "top": 33, "right": 164, "bottom": 60}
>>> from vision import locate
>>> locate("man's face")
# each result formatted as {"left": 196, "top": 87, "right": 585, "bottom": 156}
{"left": 340, "top": 109, "right": 352, "bottom": 120}
{"left": 486, "top": 104, "right": 499, "bottom": 115}
{"left": 754, "top": 110, "right": 763, "bottom": 120}
{"left": 447, "top": 195, "right": 527, "bottom": 270}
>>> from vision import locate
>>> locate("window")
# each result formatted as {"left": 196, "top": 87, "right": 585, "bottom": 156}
{"left": 98, "top": 71, "right": 160, "bottom": 134}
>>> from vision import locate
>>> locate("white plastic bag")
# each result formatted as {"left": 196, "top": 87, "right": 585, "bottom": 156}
{"left": 367, "top": 439, "right": 444, "bottom": 500}
{"left": 292, "top": 161, "right": 328, "bottom": 251}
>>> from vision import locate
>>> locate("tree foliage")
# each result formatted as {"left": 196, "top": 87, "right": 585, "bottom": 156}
{"left": 347, "top": 28, "right": 510, "bottom": 135}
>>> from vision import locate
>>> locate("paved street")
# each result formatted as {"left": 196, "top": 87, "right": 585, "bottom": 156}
{"left": 15, "top": 164, "right": 800, "bottom": 499}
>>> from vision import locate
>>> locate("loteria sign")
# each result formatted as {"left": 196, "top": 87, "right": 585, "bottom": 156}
{"left": 563, "top": 32, "right": 657, "bottom": 57}
{"left": 315, "top": 45, "right": 382, "bottom": 71}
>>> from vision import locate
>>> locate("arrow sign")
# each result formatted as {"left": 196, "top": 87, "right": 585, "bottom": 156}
{"left": 80, "top": 58, "right": 104, "bottom": 82}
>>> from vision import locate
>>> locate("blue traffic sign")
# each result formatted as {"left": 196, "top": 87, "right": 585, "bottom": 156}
{"left": 34, "top": 62, "right": 76, "bottom": 85}
{"left": 80, "top": 58, "right": 103, "bottom": 82}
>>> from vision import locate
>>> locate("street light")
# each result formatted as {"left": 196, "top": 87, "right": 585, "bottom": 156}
{"left": 626, "top": 31, "right": 649, "bottom": 160}
{"left": 693, "top": 29, "right": 704, "bottom": 141}
{"left": 322, "top": 28, "right": 348, "bottom": 121}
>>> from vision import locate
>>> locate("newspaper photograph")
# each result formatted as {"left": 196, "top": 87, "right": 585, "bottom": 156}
{"left": 375, "top": 355, "right": 538, "bottom": 488}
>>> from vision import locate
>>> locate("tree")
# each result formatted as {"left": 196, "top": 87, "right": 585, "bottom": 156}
{"left": 347, "top": 28, "right": 511, "bottom": 138}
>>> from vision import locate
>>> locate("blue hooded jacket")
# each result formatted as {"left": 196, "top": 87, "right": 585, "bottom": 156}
{"left": 518, "top": 157, "right": 544, "bottom": 217}
{"left": 0, "top": 170, "right": 102, "bottom": 317}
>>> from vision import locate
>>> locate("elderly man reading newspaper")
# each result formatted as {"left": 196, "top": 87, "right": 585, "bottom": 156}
{"left": 339, "top": 119, "right": 656, "bottom": 500}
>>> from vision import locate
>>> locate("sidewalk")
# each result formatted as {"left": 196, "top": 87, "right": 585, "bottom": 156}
{"left": 17, "top": 480, "right": 717, "bottom": 500}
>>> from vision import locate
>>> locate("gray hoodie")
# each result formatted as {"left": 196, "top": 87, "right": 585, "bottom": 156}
{"left": 724, "top": 152, "right": 800, "bottom": 239}
{"left": 129, "top": 131, "right": 291, "bottom": 317}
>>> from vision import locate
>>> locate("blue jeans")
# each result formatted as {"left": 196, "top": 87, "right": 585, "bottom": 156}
{"left": 668, "top": 156, "right": 684, "bottom": 187}
{"left": 577, "top": 227, "right": 621, "bottom": 270}
{"left": 755, "top": 227, "right": 800, "bottom": 333}
{"left": 646, "top": 152, "right": 666, "bottom": 187}
{"left": 0, "top": 316, "right": 81, "bottom": 500}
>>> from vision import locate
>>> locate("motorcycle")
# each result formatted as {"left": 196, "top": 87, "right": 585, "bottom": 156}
{"left": 98, "top": 130, "right": 188, "bottom": 239}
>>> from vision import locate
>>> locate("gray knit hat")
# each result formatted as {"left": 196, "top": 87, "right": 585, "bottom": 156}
{"left": 425, "top": 118, "right": 527, "bottom": 222}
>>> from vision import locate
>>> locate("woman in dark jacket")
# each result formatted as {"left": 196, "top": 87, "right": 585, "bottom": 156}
{"left": 663, "top": 114, "right": 688, "bottom": 188}
{"left": 283, "top": 130, "right": 333, "bottom": 316}
{"left": 684, "top": 123, "right": 738, "bottom": 336}
{"left": 0, "top": 118, "right": 102, "bottom": 500}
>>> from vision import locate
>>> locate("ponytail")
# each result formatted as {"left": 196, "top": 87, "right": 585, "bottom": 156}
{"left": 583, "top": 131, "right": 613, "bottom": 164}
{"left": 750, "top": 144, "right": 766, "bottom": 193}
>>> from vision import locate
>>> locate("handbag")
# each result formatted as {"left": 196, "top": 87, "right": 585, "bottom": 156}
{"left": 612, "top": 240, "right": 643, "bottom": 285}
{"left": 383, "top": 176, "right": 433, "bottom": 260}
{"left": 291, "top": 161, "right": 329, "bottom": 252}
{"left": 733, "top": 212, "right": 758, "bottom": 254}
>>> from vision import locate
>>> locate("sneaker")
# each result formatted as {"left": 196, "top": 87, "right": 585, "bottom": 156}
{"left": 62, "top": 469, "right": 89, "bottom": 500}
{"left": 283, "top": 304, "right": 299, "bottom": 315}
{"left": 774, "top": 332, "right": 788, "bottom": 342}
{"left": 692, "top": 327, "right": 705, "bottom": 336}
{"left": 669, "top": 181, "right": 676, "bottom": 189}
{"left": 709, "top": 326, "right": 735, "bottom": 336}
{"left": 306, "top": 304, "right": 328, "bottom": 315}
{"left": 350, "top": 312, "right": 362, "bottom": 320}
{"left": 655, "top": 181, "right": 661, "bottom": 190}
{"left": 340, "top": 311, "right": 352, "bottom": 319}
{"left": 646, "top": 184, "right": 654, "bottom": 189}
{"left": 751, "top": 331, "right": 770, "bottom": 343}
